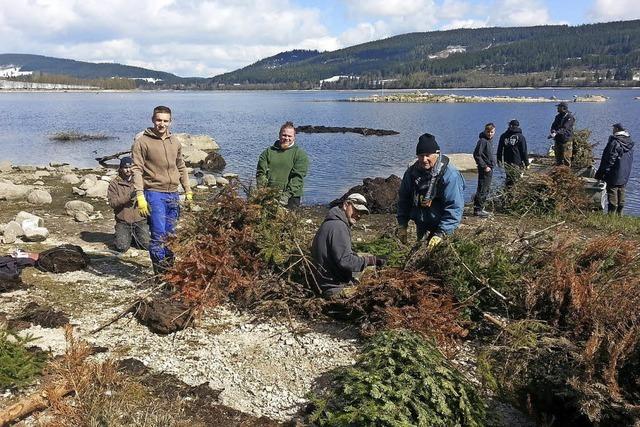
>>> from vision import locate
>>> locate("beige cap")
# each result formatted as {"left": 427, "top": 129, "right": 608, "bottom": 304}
{"left": 346, "top": 193, "right": 369, "bottom": 213}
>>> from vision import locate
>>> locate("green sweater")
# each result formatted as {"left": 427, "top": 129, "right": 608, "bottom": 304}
{"left": 256, "top": 142, "right": 309, "bottom": 198}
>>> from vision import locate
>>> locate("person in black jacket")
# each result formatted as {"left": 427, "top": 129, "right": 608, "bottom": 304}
{"left": 311, "top": 193, "right": 386, "bottom": 298}
{"left": 594, "top": 123, "right": 635, "bottom": 215}
{"left": 473, "top": 123, "right": 496, "bottom": 217}
{"left": 497, "top": 119, "right": 529, "bottom": 186}
{"left": 549, "top": 102, "right": 576, "bottom": 166}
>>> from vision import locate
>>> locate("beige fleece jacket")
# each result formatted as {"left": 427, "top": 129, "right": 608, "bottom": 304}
{"left": 131, "top": 128, "right": 191, "bottom": 193}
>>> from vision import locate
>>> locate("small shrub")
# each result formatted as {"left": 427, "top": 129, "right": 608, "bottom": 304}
{"left": 353, "top": 237, "right": 409, "bottom": 267}
{"left": 0, "top": 329, "right": 46, "bottom": 389}
{"left": 309, "top": 330, "right": 486, "bottom": 427}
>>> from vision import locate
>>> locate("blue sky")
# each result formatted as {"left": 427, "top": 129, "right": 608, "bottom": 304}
{"left": 0, "top": 0, "right": 637, "bottom": 77}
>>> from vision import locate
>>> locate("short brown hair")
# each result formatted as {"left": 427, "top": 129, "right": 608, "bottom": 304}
{"left": 484, "top": 122, "right": 496, "bottom": 131}
{"left": 153, "top": 105, "right": 172, "bottom": 118}
{"left": 279, "top": 121, "right": 295, "bottom": 134}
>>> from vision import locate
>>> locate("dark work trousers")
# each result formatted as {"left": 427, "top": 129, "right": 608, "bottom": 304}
{"left": 474, "top": 168, "right": 493, "bottom": 211}
{"left": 114, "top": 220, "right": 151, "bottom": 252}
{"left": 606, "top": 185, "right": 626, "bottom": 215}
{"left": 554, "top": 139, "right": 573, "bottom": 167}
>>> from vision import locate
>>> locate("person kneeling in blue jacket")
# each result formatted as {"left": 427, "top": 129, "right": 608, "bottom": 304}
{"left": 396, "top": 133, "right": 465, "bottom": 250}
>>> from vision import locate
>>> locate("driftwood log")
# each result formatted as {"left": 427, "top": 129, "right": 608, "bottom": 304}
{"left": 95, "top": 150, "right": 131, "bottom": 168}
{"left": 295, "top": 125, "right": 399, "bottom": 136}
{"left": 0, "top": 384, "right": 74, "bottom": 426}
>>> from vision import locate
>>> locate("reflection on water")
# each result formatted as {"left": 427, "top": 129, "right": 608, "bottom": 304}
{"left": 1, "top": 88, "right": 639, "bottom": 214}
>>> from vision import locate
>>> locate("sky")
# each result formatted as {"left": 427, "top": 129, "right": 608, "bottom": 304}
{"left": 0, "top": 0, "right": 638, "bottom": 77}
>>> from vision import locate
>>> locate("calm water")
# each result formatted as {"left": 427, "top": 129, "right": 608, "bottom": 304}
{"left": 1, "top": 89, "right": 639, "bottom": 214}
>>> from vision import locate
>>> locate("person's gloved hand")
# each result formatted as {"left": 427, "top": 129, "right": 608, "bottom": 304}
{"left": 136, "top": 193, "right": 149, "bottom": 217}
{"left": 427, "top": 235, "right": 443, "bottom": 251}
{"left": 185, "top": 192, "right": 193, "bottom": 202}
{"left": 396, "top": 226, "right": 408, "bottom": 244}
{"left": 375, "top": 257, "right": 387, "bottom": 268}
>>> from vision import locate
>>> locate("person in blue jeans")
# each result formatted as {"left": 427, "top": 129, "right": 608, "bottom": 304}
{"left": 131, "top": 106, "right": 192, "bottom": 277}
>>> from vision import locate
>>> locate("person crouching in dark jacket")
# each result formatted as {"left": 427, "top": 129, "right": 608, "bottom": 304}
{"left": 594, "top": 123, "right": 635, "bottom": 215}
{"left": 473, "top": 123, "right": 496, "bottom": 217}
{"left": 311, "top": 193, "right": 386, "bottom": 298}
{"left": 107, "top": 157, "right": 150, "bottom": 252}
{"left": 497, "top": 119, "right": 529, "bottom": 187}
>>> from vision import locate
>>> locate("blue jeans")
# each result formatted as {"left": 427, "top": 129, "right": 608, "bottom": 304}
{"left": 145, "top": 190, "right": 180, "bottom": 266}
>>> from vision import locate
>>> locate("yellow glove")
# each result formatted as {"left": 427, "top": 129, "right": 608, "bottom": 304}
{"left": 396, "top": 226, "right": 408, "bottom": 244}
{"left": 136, "top": 193, "right": 149, "bottom": 217}
{"left": 427, "top": 235, "right": 443, "bottom": 251}
{"left": 185, "top": 192, "right": 193, "bottom": 202}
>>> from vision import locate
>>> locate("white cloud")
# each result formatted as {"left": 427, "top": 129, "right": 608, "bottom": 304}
{"left": 486, "top": 0, "right": 556, "bottom": 27}
{"left": 588, "top": 0, "right": 640, "bottom": 21}
{"left": 345, "top": 0, "right": 433, "bottom": 17}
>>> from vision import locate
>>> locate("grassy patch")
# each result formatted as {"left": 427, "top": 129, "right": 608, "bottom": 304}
{"left": 577, "top": 211, "right": 640, "bottom": 237}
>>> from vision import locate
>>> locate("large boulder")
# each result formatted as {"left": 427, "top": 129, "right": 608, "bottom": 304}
{"left": 27, "top": 189, "right": 53, "bottom": 205}
{"left": 173, "top": 133, "right": 220, "bottom": 151}
{"left": 85, "top": 180, "right": 109, "bottom": 198}
{"left": 0, "top": 181, "right": 33, "bottom": 200}
{"left": 447, "top": 153, "right": 477, "bottom": 172}
{"left": 333, "top": 175, "right": 402, "bottom": 214}
{"left": 79, "top": 175, "right": 98, "bottom": 190}
{"left": 65, "top": 200, "right": 94, "bottom": 217}
{"left": 15, "top": 212, "right": 43, "bottom": 227}
{"left": 201, "top": 152, "right": 226, "bottom": 172}
{"left": 60, "top": 174, "right": 81, "bottom": 184}
{"left": 181, "top": 145, "right": 209, "bottom": 166}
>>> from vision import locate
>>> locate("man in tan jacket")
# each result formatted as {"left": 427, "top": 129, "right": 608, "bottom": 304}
{"left": 131, "top": 106, "right": 192, "bottom": 276}
{"left": 107, "top": 156, "right": 150, "bottom": 252}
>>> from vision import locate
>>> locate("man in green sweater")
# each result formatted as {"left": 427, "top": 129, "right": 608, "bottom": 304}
{"left": 256, "top": 121, "right": 309, "bottom": 208}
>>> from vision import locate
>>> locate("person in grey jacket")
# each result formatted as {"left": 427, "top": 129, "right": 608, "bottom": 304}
{"left": 595, "top": 123, "right": 635, "bottom": 215}
{"left": 549, "top": 102, "right": 576, "bottom": 166}
{"left": 311, "top": 193, "right": 385, "bottom": 298}
{"left": 473, "top": 123, "right": 496, "bottom": 217}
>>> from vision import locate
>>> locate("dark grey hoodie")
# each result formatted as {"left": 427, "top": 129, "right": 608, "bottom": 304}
{"left": 311, "top": 206, "right": 368, "bottom": 296}
{"left": 595, "top": 131, "right": 635, "bottom": 186}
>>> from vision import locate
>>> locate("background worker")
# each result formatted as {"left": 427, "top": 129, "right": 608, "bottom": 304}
{"left": 256, "top": 121, "right": 309, "bottom": 208}
{"left": 397, "top": 133, "right": 465, "bottom": 249}
{"left": 131, "top": 105, "right": 192, "bottom": 276}
{"left": 595, "top": 123, "right": 635, "bottom": 215}
{"left": 107, "top": 156, "right": 150, "bottom": 252}
{"left": 549, "top": 101, "right": 576, "bottom": 166}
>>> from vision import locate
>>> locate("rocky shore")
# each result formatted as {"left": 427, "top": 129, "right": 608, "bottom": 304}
{"left": 349, "top": 91, "right": 608, "bottom": 103}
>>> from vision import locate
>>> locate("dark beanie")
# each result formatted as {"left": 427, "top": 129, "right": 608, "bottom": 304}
{"left": 509, "top": 119, "right": 520, "bottom": 127}
{"left": 416, "top": 133, "right": 440, "bottom": 155}
{"left": 119, "top": 156, "right": 133, "bottom": 168}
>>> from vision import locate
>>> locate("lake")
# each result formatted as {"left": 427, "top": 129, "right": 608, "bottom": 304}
{"left": 1, "top": 88, "right": 639, "bottom": 214}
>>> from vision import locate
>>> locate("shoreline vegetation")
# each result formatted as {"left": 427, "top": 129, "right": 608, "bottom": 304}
{"left": 348, "top": 92, "right": 609, "bottom": 103}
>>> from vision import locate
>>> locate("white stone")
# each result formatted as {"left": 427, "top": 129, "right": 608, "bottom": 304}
{"left": 2, "top": 221, "right": 24, "bottom": 243}
{"left": 65, "top": 200, "right": 94, "bottom": 216}
{"left": 0, "top": 160, "right": 12, "bottom": 172}
{"left": 222, "top": 173, "right": 239, "bottom": 179}
{"left": 15, "top": 212, "right": 43, "bottom": 227}
{"left": 72, "top": 187, "right": 86, "bottom": 196}
{"left": 203, "top": 174, "right": 217, "bottom": 186}
{"left": 181, "top": 145, "right": 209, "bottom": 165}
{"left": 34, "top": 181, "right": 45, "bottom": 186}
{"left": 17, "top": 165, "right": 37, "bottom": 172}
{"left": 23, "top": 225, "right": 49, "bottom": 242}
{"left": 0, "top": 182, "right": 33, "bottom": 200}
{"left": 59, "top": 165, "right": 73, "bottom": 173}
{"left": 79, "top": 175, "right": 98, "bottom": 190}
{"left": 74, "top": 211, "right": 90, "bottom": 222}
{"left": 100, "top": 175, "right": 112, "bottom": 182}
{"left": 85, "top": 180, "right": 109, "bottom": 198}
{"left": 174, "top": 133, "right": 220, "bottom": 151}
{"left": 189, "top": 178, "right": 198, "bottom": 188}
{"left": 216, "top": 177, "right": 230, "bottom": 186}
{"left": 34, "top": 170, "right": 51, "bottom": 178}
{"left": 60, "top": 174, "right": 81, "bottom": 184}
{"left": 27, "top": 189, "right": 52, "bottom": 205}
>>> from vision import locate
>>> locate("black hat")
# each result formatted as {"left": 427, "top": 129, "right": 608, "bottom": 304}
{"left": 509, "top": 119, "right": 520, "bottom": 127}
{"left": 612, "top": 123, "right": 625, "bottom": 131}
{"left": 119, "top": 156, "right": 133, "bottom": 168}
{"left": 556, "top": 101, "right": 569, "bottom": 108}
{"left": 416, "top": 133, "right": 440, "bottom": 155}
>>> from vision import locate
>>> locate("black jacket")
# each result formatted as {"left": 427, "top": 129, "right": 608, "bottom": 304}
{"left": 473, "top": 132, "right": 495, "bottom": 169}
{"left": 551, "top": 111, "right": 575, "bottom": 143}
{"left": 311, "top": 206, "right": 368, "bottom": 296}
{"left": 497, "top": 127, "right": 529, "bottom": 167}
{"left": 594, "top": 131, "right": 635, "bottom": 187}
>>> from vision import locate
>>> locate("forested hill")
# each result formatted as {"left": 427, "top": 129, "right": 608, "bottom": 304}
{"left": 0, "top": 54, "right": 205, "bottom": 87}
{"left": 210, "top": 20, "right": 640, "bottom": 89}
